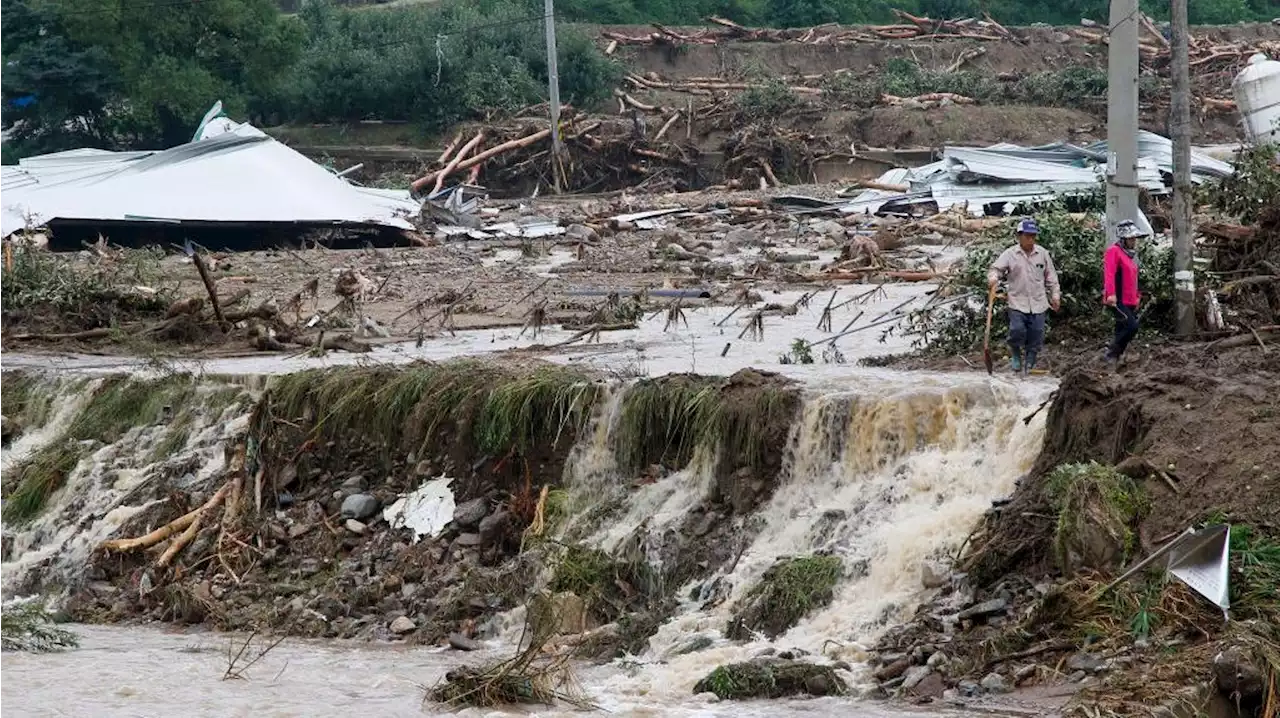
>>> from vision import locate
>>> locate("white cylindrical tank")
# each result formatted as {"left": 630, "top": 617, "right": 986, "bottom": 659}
{"left": 1233, "top": 53, "right": 1280, "bottom": 144}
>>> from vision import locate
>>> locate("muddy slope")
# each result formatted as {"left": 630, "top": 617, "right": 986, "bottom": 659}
{"left": 966, "top": 348, "right": 1280, "bottom": 586}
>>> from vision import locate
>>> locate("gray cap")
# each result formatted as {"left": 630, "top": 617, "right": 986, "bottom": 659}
{"left": 1116, "top": 220, "right": 1148, "bottom": 240}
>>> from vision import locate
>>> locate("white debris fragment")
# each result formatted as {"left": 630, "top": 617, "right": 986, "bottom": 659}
{"left": 382, "top": 476, "right": 456, "bottom": 542}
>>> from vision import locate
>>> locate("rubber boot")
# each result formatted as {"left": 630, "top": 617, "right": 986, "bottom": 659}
{"left": 1009, "top": 348, "right": 1022, "bottom": 373}
{"left": 1024, "top": 350, "right": 1038, "bottom": 376}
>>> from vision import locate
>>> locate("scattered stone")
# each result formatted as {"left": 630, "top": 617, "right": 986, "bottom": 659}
{"left": 478, "top": 509, "right": 510, "bottom": 545}
{"left": 400, "top": 583, "right": 421, "bottom": 600}
{"left": 390, "top": 616, "right": 416, "bottom": 634}
{"left": 810, "top": 219, "right": 846, "bottom": 238}
{"left": 911, "top": 672, "right": 946, "bottom": 699}
{"left": 448, "top": 633, "right": 481, "bottom": 651}
{"left": 1067, "top": 652, "right": 1106, "bottom": 673}
{"left": 288, "top": 523, "right": 312, "bottom": 539}
{"left": 451, "top": 498, "right": 488, "bottom": 528}
{"left": 901, "top": 666, "right": 932, "bottom": 691}
{"left": 1213, "top": 646, "right": 1265, "bottom": 704}
{"left": 1014, "top": 664, "right": 1038, "bottom": 683}
{"left": 673, "top": 635, "right": 715, "bottom": 656}
{"left": 1068, "top": 670, "right": 1087, "bottom": 683}
{"left": 980, "top": 672, "right": 1011, "bottom": 694}
{"left": 874, "top": 655, "right": 913, "bottom": 682}
{"left": 340, "top": 493, "right": 379, "bottom": 521}
{"left": 454, "top": 533, "right": 482, "bottom": 547}
{"left": 926, "top": 650, "right": 950, "bottom": 670}
{"left": 920, "top": 562, "right": 948, "bottom": 589}
{"left": 942, "top": 688, "right": 961, "bottom": 703}
{"left": 341, "top": 475, "right": 367, "bottom": 492}
{"left": 957, "top": 679, "right": 981, "bottom": 697}
{"left": 956, "top": 598, "right": 1008, "bottom": 621}
{"left": 566, "top": 223, "right": 599, "bottom": 243}
{"left": 344, "top": 519, "right": 367, "bottom": 535}
{"left": 694, "top": 691, "right": 721, "bottom": 703}
{"left": 724, "top": 228, "right": 756, "bottom": 248}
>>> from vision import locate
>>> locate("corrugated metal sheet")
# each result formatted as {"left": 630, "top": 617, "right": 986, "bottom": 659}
{"left": 2, "top": 113, "right": 420, "bottom": 238}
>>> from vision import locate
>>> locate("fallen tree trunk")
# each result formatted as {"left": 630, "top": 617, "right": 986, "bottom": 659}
{"left": 100, "top": 480, "right": 234, "bottom": 553}
{"left": 412, "top": 129, "right": 551, "bottom": 191}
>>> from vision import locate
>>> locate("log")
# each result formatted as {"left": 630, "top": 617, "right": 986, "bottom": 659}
{"left": 429, "top": 131, "right": 484, "bottom": 195}
{"left": 605, "top": 39, "right": 618, "bottom": 55}
{"left": 854, "top": 179, "right": 910, "bottom": 192}
{"left": 7, "top": 327, "right": 116, "bottom": 342}
{"left": 292, "top": 333, "right": 373, "bottom": 353}
{"left": 191, "top": 250, "right": 226, "bottom": 329}
{"left": 157, "top": 512, "right": 203, "bottom": 567}
{"left": 100, "top": 480, "right": 234, "bottom": 553}
{"left": 436, "top": 130, "right": 465, "bottom": 166}
{"left": 653, "top": 111, "right": 682, "bottom": 142}
{"left": 413, "top": 129, "right": 551, "bottom": 190}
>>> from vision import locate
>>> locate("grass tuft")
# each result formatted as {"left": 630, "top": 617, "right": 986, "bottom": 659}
{"left": 727, "top": 555, "right": 843, "bottom": 640}
{"left": 1045, "top": 462, "right": 1150, "bottom": 573}
{"left": 692, "top": 659, "right": 847, "bottom": 700}
{"left": 614, "top": 376, "right": 723, "bottom": 472}
{"left": 2, "top": 441, "right": 84, "bottom": 524}
{"left": 1, "top": 599, "right": 79, "bottom": 652}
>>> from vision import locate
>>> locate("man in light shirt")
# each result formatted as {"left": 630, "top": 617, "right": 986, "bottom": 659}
{"left": 987, "top": 217, "right": 1062, "bottom": 374}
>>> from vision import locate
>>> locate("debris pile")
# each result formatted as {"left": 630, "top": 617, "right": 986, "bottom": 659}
{"left": 601, "top": 10, "right": 1026, "bottom": 50}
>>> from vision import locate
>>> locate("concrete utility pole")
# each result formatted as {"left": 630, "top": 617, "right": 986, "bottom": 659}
{"left": 1170, "top": 0, "right": 1197, "bottom": 335}
{"left": 543, "top": 0, "right": 565, "bottom": 193}
{"left": 1106, "top": 0, "right": 1141, "bottom": 245}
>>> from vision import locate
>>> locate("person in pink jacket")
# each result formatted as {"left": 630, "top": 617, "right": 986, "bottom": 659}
{"left": 1102, "top": 220, "right": 1146, "bottom": 367}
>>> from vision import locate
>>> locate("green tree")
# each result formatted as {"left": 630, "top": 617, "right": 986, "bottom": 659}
{"left": 767, "top": 0, "right": 840, "bottom": 27}
{"left": 1, "top": 0, "right": 304, "bottom": 155}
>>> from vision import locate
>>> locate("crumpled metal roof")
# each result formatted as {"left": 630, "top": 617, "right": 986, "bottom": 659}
{"left": 836, "top": 131, "right": 1232, "bottom": 218}
{"left": 2, "top": 109, "right": 420, "bottom": 238}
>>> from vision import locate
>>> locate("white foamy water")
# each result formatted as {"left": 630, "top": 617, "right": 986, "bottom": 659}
{"left": 0, "top": 625, "right": 1030, "bottom": 718}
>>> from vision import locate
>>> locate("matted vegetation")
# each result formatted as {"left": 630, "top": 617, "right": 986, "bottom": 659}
{"left": 1, "top": 599, "right": 79, "bottom": 652}
{"left": 427, "top": 593, "right": 595, "bottom": 709}
{"left": 547, "top": 543, "right": 658, "bottom": 627}
{"left": 727, "top": 555, "right": 844, "bottom": 640}
{"left": 1045, "top": 461, "right": 1151, "bottom": 573}
{"left": 266, "top": 361, "right": 601, "bottom": 465}
{"left": 693, "top": 659, "right": 848, "bottom": 700}
{"left": 1, "top": 244, "right": 172, "bottom": 330}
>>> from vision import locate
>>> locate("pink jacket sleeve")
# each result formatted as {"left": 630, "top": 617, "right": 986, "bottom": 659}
{"left": 1102, "top": 245, "right": 1118, "bottom": 300}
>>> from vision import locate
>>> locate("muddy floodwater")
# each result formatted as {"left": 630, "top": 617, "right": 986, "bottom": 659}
{"left": 2, "top": 625, "right": 1061, "bottom": 718}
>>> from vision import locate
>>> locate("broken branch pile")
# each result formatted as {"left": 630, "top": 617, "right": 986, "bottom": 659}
{"left": 601, "top": 10, "right": 1015, "bottom": 48}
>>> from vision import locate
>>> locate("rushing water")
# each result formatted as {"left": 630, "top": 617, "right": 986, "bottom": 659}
{"left": 2, "top": 624, "right": 1054, "bottom": 718}
{"left": 2, "top": 281, "right": 1057, "bottom": 717}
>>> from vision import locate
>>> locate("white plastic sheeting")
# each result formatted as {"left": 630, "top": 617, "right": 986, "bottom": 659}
{"left": 382, "top": 476, "right": 457, "bottom": 542}
{"left": 2, "top": 108, "right": 420, "bottom": 238}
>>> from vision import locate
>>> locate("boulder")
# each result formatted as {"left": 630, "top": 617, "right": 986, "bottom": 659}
{"left": 448, "top": 633, "right": 481, "bottom": 651}
{"left": 340, "top": 493, "right": 379, "bottom": 521}
{"left": 901, "top": 666, "right": 932, "bottom": 691}
{"left": 451, "top": 498, "right": 488, "bottom": 529}
{"left": 389, "top": 616, "right": 416, "bottom": 634}
{"left": 1213, "top": 646, "right": 1265, "bottom": 705}
{"left": 980, "top": 672, "right": 1011, "bottom": 694}
{"left": 956, "top": 598, "right": 1008, "bottom": 621}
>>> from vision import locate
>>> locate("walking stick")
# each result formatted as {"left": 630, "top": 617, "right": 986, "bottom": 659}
{"left": 983, "top": 283, "right": 997, "bottom": 375}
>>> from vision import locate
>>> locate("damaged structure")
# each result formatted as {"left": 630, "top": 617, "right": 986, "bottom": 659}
{"left": 1, "top": 104, "right": 423, "bottom": 251}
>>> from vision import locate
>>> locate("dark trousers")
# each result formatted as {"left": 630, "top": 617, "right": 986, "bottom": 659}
{"left": 1107, "top": 304, "right": 1140, "bottom": 360}
{"left": 1007, "top": 309, "right": 1046, "bottom": 360}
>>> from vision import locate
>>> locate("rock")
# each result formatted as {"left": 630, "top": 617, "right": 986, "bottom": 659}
{"left": 1067, "top": 652, "right": 1106, "bottom": 673}
{"left": 288, "top": 523, "right": 312, "bottom": 539}
{"left": 926, "top": 650, "right": 950, "bottom": 670}
{"left": 566, "top": 224, "right": 599, "bottom": 243}
{"left": 694, "top": 691, "right": 721, "bottom": 703}
{"left": 298, "top": 558, "right": 321, "bottom": 576}
{"left": 448, "top": 633, "right": 481, "bottom": 651}
{"left": 957, "top": 679, "right": 981, "bottom": 697}
{"left": 902, "top": 666, "right": 932, "bottom": 691}
{"left": 804, "top": 671, "right": 840, "bottom": 696}
{"left": 920, "top": 562, "right": 948, "bottom": 589}
{"left": 454, "top": 532, "right": 482, "bottom": 547}
{"left": 400, "top": 583, "right": 421, "bottom": 600}
{"left": 942, "top": 688, "right": 961, "bottom": 703}
{"left": 810, "top": 219, "right": 846, "bottom": 237}
{"left": 1068, "top": 670, "right": 1087, "bottom": 683}
{"left": 344, "top": 519, "right": 367, "bottom": 535}
{"left": 340, "top": 493, "right": 379, "bottom": 521}
{"left": 451, "top": 498, "right": 488, "bottom": 528}
{"left": 1213, "top": 646, "right": 1265, "bottom": 704}
{"left": 874, "top": 655, "right": 913, "bottom": 682}
{"left": 723, "top": 228, "right": 756, "bottom": 248}
{"left": 389, "top": 616, "right": 416, "bottom": 634}
{"left": 956, "top": 598, "right": 1008, "bottom": 621}
{"left": 911, "top": 671, "right": 947, "bottom": 699}
{"left": 550, "top": 592, "right": 588, "bottom": 634}
{"left": 478, "top": 509, "right": 511, "bottom": 544}
{"left": 342, "top": 475, "right": 367, "bottom": 492}
{"left": 980, "top": 672, "right": 1011, "bottom": 694}
{"left": 1014, "top": 664, "right": 1038, "bottom": 683}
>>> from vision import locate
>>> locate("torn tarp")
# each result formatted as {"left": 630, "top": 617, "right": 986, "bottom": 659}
{"left": 1, "top": 104, "right": 421, "bottom": 239}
